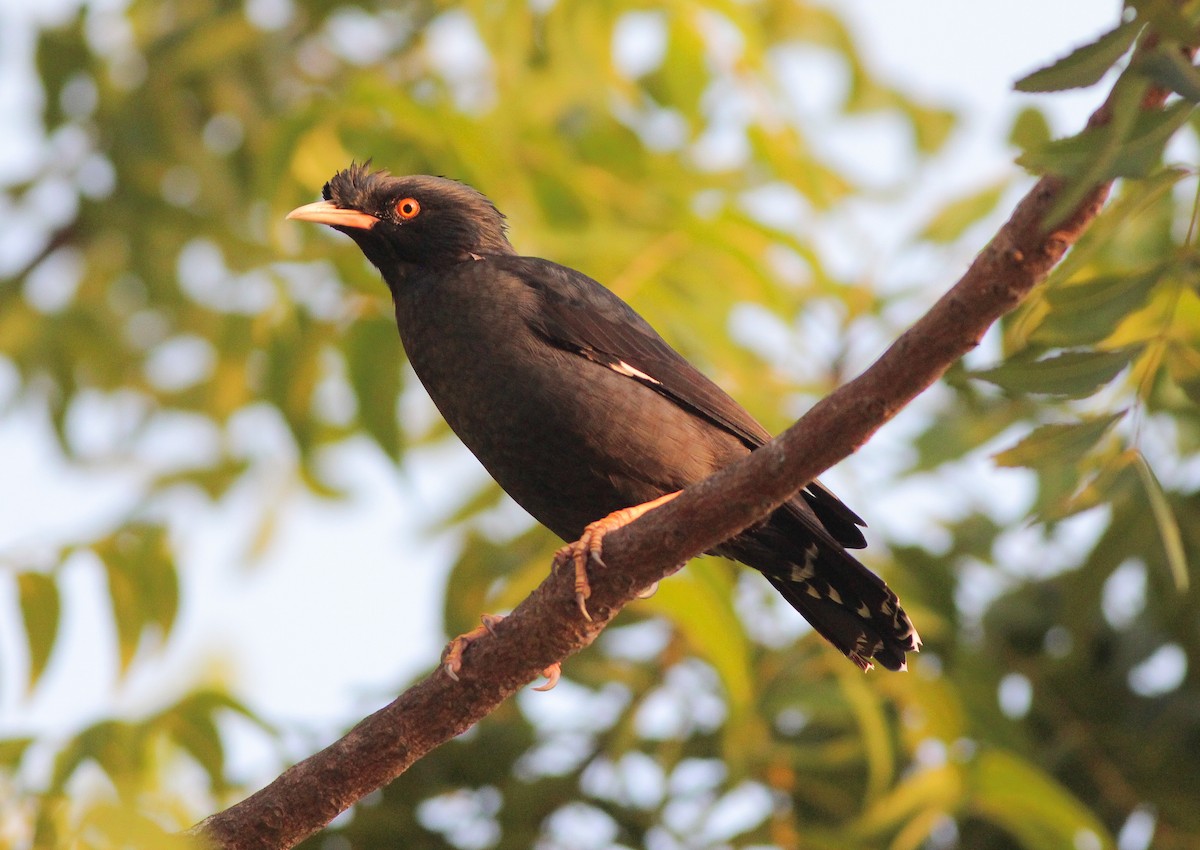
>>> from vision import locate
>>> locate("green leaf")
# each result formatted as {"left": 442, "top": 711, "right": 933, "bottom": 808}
{"left": 100, "top": 548, "right": 143, "bottom": 672}
{"left": 659, "top": 12, "right": 710, "bottom": 120}
{"left": 835, "top": 664, "right": 896, "bottom": 800}
{"left": 855, "top": 764, "right": 962, "bottom": 836}
{"left": 17, "top": 572, "right": 60, "bottom": 692}
{"left": 993, "top": 412, "right": 1126, "bottom": 469}
{"left": 918, "top": 181, "right": 1009, "bottom": 243}
{"left": 1009, "top": 107, "right": 1052, "bottom": 151}
{"left": 1016, "top": 94, "right": 1192, "bottom": 182}
{"left": 1132, "top": 451, "right": 1189, "bottom": 591}
{"left": 969, "top": 748, "right": 1115, "bottom": 850}
{"left": 901, "top": 100, "right": 958, "bottom": 154}
{"left": 1137, "top": 44, "right": 1200, "bottom": 103}
{"left": 1016, "top": 20, "right": 1141, "bottom": 92}
{"left": 151, "top": 457, "right": 252, "bottom": 500}
{"left": 442, "top": 528, "right": 556, "bottom": 639}
{"left": 0, "top": 737, "right": 34, "bottom": 769}
{"left": 49, "top": 719, "right": 137, "bottom": 793}
{"left": 343, "top": 315, "right": 403, "bottom": 459}
{"left": 264, "top": 311, "right": 327, "bottom": 454}
{"left": 79, "top": 802, "right": 205, "bottom": 849}
{"left": 1043, "top": 449, "right": 1140, "bottom": 520}
{"left": 93, "top": 524, "right": 179, "bottom": 672}
{"left": 971, "top": 348, "right": 1140, "bottom": 398}
{"left": 1128, "top": 0, "right": 1199, "bottom": 39}
{"left": 1037, "top": 167, "right": 1188, "bottom": 289}
{"left": 1167, "top": 338, "right": 1200, "bottom": 404}
{"left": 530, "top": 169, "right": 590, "bottom": 228}
{"left": 1034, "top": 267, "right": 1163, "bottom": 346}
{"left": 153, "top": 690, "right": 268, "bottom": 792}
{"left": 911, "top": 395, "right": 1038, "bottom": 471}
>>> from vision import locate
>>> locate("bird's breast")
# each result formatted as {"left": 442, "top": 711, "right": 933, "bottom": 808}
{"left": 391, "top": 270, "right": 743, "bottom": 539}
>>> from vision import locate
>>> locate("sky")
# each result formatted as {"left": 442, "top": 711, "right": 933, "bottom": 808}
{"left": 0, "top": 0, "right": 1121, "bottom": 791}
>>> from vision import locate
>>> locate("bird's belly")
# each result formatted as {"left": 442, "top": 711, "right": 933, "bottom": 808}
{"left": 406, "top": 334, "right": 742, "bottom": 540}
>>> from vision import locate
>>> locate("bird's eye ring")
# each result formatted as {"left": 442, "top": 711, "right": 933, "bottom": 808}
{"left": 396, "top": 198, "right": 421, "bottom": 220}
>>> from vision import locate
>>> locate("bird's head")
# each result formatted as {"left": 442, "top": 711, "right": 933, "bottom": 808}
{"left": 287, "top": 164, "right": 514, "bottom": 277}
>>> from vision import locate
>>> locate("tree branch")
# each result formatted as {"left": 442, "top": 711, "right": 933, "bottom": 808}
{"left": 193, "top": 51, "right": 1189, "bottom": 850}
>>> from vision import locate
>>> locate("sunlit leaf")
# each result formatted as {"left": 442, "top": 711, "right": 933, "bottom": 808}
{"left": 1167, "top": 337, "right": 1200, "bottom": 404}
{"left": 76, "top": 801, "right": 203, "bottom": 849}
{"left": 918, "top": 182, "right": 1009, "bottom": 244}
{"left": 154, "top": 689, "right": 269, "bottom": 793}
{"left": 855, "top": 764, "right": 962, "bottom": 835}
{"left": 1034, "top": 266, "right": 1163, "bottom": 346}
{"left": 834, "top": 664, "right": 894, "bottom": 799}
{"left": 344, "top": 315, "right": 404, "bottom": 459}
{"left": 993, "top": 411, "right": 1125, "bottom": 469}
{"left": 0, "top": 737, "right": 34, "bottom": 769}
{"left": 1016, "top": 95, "right": 1192, "bottom": 183}
{"left": 902, "top": 100, "right": 958, "bottom": 154}
{"left": 152, "top": 458, "right": 252, "bottom": 500}
{"left": 1036, "top": 167, "right": 1187, "bottom": 290}
{"left": 1043, "top": 448, "right": 1140, "bottom": 519}
{"left": 1132, "top": 451, "right": 1189, "bottom": 591}
{"left": 969, "top": 748, "right": 1115, "bottom": 850}
{"left": 1016, "top": 20, "right": 1141, "bottom": 92}
{"left": 93, "top": 524, "right": 179, "bottom": 672}
{"left": 48, "top": 719, "right": 136, "bottom": 794}
{"left": 17, "top": 571, "right": 60, "bottom": 692}
{"left": 1009, "top": 106, "right": 1053, "bottom": 151}
{"left": 971, "top": 348, "right": 1139, "bottom": 398}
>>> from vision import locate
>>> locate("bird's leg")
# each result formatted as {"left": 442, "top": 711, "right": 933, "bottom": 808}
{"left": 555, "top": 491, "right": 683, "bottom": 621}
{"left": 442, "top": 613, "right": 561, "bottom": 691}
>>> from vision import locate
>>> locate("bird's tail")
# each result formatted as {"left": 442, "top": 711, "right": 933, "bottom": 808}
{"left": 725, "top": 529, "right": 920, "bottom": 671}
{"left": 765, "top": 551, "right": 920, "bottom": 671}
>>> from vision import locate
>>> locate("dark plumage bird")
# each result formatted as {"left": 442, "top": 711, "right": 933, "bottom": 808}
{"left": 288, "top": 164, "right": 920, "bottom": 672}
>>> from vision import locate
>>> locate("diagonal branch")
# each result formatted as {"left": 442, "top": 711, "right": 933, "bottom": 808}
{"left": 193, "top": 47, "right": 1191, "bottom": 850}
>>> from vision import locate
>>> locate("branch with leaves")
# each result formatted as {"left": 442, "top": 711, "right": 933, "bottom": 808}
{"left": 187, "top": 20, "right": 1200, "bottom": 850}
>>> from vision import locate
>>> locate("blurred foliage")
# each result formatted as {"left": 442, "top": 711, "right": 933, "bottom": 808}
{"left": 1, "top": 0, "right": 1198, "bottom": 848}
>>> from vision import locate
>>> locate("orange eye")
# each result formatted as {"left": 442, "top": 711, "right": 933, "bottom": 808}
{"left": 396, "top": 198, "right": 421, "bottom": 219}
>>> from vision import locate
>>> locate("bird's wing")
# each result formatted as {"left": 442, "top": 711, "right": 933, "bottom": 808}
{"left": 511, "top": 257, "right": 773, "bottom": 448}
{"left": 504, "top": 256, "right": 867, "bottom": 547}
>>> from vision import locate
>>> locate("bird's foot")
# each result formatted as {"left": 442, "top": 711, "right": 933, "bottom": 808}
{"left": 442, "top": 613, "right": 561, "bottom": 691}
{"left": 554, "top": 491, "right": 682, "bottom": 621}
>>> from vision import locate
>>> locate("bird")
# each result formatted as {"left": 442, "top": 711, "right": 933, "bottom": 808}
{"left": 287, "top": 163, "right": 920, "bottom": 676}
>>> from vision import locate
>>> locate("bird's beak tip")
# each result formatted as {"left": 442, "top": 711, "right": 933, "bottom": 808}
{"left": 286, "top": 200, "right": 379, "bottom": 230}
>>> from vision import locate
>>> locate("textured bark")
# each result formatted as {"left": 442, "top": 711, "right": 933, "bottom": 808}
{"left": 193, "top": 53, "right": 1189, "bottom": 850}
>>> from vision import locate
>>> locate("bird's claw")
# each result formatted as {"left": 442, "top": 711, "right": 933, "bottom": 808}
{"left": 555, "top": 538, "right": 599, "bottom": 621}
{"left": 533, "top": 663, "right": 562, "bottom": 691}
{"left": 575, "top": 590, "right": 592, "bottom": 622}
{"left": 557, "top": 494, "right": 684, "bottom": 621}
{"left": 442, "top": 613, "right": 563, "bottom": 692}
{"left": 442, "top": 615, "right": 504, "bottom": 682}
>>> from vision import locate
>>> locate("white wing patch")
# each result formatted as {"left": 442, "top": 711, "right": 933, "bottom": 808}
{"left": 609, "top": 359, "right": 662, "bottom": 385}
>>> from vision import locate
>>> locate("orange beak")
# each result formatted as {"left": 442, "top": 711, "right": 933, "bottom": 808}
{"left": 286, "top": 200, "right": 380, "bottom": 230}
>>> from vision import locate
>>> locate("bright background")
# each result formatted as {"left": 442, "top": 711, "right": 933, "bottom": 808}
{"left": 2, "top": 2, "right": 1197, "bottom": 849}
